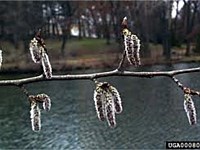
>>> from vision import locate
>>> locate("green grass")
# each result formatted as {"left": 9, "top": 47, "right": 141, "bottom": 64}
{"left": 71, "top": 38, "right": 108, "bottom": 50}
{"left": 45, "top": 38, "right": 120, "bottom": 58}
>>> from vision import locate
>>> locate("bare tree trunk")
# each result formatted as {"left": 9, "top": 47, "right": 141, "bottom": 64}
{"left": 61, "top": 29, "right": 67, "bottom": 56}
{"left": 90, "top": 8, "right": 101, "bottom": 38}
{"left": 110, "top": 1, "right": 121, "bottom": 43}
{"left": 78, "top": 16, "right": 82, "bottom": 40}
{"left": 47, "top": 18, "right": 50, "bottom": 37}
{"left": 162, "top": 1, "right": 172, "bottom": 60}
{"left": 102, "top": 15, "right": 110, "bottom": 45}
{"left": 184, "top": 1, "right": 197, "bottom": 56}
{"left": 185, "top": 1, "right": 191, "bottom": 56}
{"left": 52, "top": 18, "right": 56, "bottom": 38}
{"left": 55, "top": 23, "right": 59, "bottom": 37}
{"left": 0, "top": 22, "right": 4, "bottom": 38}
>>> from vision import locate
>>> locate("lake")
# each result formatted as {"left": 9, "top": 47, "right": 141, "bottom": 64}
{"left": 1, "top": 63, "right": 200, "bottom": 149}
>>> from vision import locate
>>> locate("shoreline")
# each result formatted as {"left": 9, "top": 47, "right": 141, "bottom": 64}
{"left": 0, "top": 56, "right": 200, "bottom": 75}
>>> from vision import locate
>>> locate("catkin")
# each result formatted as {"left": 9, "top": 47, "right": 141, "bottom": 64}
{"left": 122, "top": 21, "right": 141, "bottom": 66}
{"left": 123, "top": 30, "right": 136, "bottom": 65}
{"left": 94, "top": 82, "right": 122, "bottom": 127}
{"left": 29, "top": 38, "right": 42, "bottom": 63}
{"left": 41, "top": 53, "right": 52, "bottom": 79}
{"left": 94, "top": 86, "right": 106, "bottom": 121}
{"left": 131, "top": 34, "right": 141, "bottom": 66}
{"left": 30, "top": 100, "right": 41, "bottom": 132}
{"left": 0, "top": 50, "right": 2, "bottom": 69}
{"left": 184, "top": 94, "right": 197, "bottom": 125}
{"left": 105, "top": 92, "right": 116, "bottom": 128}
{"left": 38, "top": 94, "right": 51, "bottom": 111}
{"left": 29, "top": 94, "right": 51, "bottom": 111}
{"left": 109, "top": 86, "right": 122, "bottom": 114}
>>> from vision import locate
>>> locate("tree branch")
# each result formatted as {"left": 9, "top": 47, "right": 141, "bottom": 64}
{"left": 1, "top": 67, "right": 200, "bottom": 86}
{"left": 117, "top": 50, "right": 126, "bottom": 71}
{"left": 171, "top": 76, "right": 200, "bottom": 96}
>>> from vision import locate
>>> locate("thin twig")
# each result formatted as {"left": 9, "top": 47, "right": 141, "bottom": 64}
{"left": 171, "top": 76, "right": 184, "bottom": 90}
{"left": 0, "top": 67, "right": 200, "bottom": 86}
{"left": 19, "top": 84, "right": 30, "bottom": 97}
{"left": 117, "top": 50, "right": 126, "bottom": 71}
{"left": 171, "top": 76, "right": 200, "bottom": 96}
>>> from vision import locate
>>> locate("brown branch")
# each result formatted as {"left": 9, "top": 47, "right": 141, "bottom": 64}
{"left": 0, "top": 67, "right": 200, "bottom": 86}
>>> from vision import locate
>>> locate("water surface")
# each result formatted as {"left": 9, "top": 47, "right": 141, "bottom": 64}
{"left": 1, "top": 63, "right": 200, "bottom": 149}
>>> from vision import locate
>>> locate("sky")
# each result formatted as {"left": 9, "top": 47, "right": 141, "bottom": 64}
{"left": 171, "top": 0, "right": 184, "bottom": 18}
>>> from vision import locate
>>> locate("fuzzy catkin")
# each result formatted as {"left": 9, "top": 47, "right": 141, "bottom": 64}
{"left": 123, "top": 28, "right": 141, "bottom": 66}
{"left": 41, "top": 53, "right": 52, "bottom": 79}
{"left": 0, "top": 50, "right": 2, "bottom": 69}
{"left": 29, "top": 38, "right": 42, "bottom": 63}
{"left": 30, "top": 100, "right": 41, "bottom": 132}
{"left": 131, "top": 34, "right": 141, "bottom": 66}
{"left": 38, "top": 94, "right": 51, "bottom": 111}
{"left": 94, "top": 82, "right": 122, "bottom": 127}
{"left": 105, "top": 92, "right": 116, "bottom": 128}
{"left": 94, "top": 87, "right": 106, "bottom": 121}
{"left": 124, "top": 31, "right": 136, "bottom": 65}
{"left": 109, "top": 85, "right": 122, "bottom": 114}
{"left": 184, "top": 94, "right": 197, "bottom": 125}
{"left": 29, "top": 94, "right": 51, "bottom": 111}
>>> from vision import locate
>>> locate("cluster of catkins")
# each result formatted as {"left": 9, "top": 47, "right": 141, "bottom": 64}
{"left": 29, "top": 38, "right": 52, "bottom": 78}
{"left": 122, "top": 17, "right": 141, "bottom": 66}
{"left": 94, "top": 82, "right": 122, "bottom": 128}
{"left": 184, "top": 93, "right": 197, "bottom": 125}
{"left": 29, "top": 94, "right": 51, "bottom": 132}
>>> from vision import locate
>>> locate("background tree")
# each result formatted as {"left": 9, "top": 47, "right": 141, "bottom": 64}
{"left": 1, "top": 1, "right": 200, "bottom": 63}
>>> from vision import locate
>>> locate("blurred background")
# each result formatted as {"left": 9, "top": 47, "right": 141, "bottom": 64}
{"left": 1, "top": 1, "right": 200, "bottom": 149}
{"left": 0, "top": 0, "right": 200, "bottom": 72}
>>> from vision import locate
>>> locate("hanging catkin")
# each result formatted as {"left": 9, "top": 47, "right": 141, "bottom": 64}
{"left": 184, "top": 94, "right": 197, "bottom": 125}
{"left": 30, "top": 100, "right": 41, "bottom": 132}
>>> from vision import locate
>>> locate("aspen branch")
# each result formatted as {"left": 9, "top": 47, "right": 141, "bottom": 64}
{"left": 19, "top": 84, "right": 30, "bottom": 97}
{"left": 1, "top": 67, "right": 200, "bottom": 86}
{"left": 171, "top": 76, "right": 200, "bottom": 96}
{"left": 117, "top": 50, "right": 126, "bottom": 71}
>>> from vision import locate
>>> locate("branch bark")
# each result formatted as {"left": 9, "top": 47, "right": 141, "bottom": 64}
{"left": 1, "top": 67, "right": 200, "bottom": 86}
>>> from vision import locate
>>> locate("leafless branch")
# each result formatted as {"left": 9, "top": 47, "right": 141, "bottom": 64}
{"left": 19, "top": 84, "right": 30, "bottom": 97}
{"left": 1, "top": 67, "right": 200, "bottom": 86}
{"left": 171, "top": 76, "right": 200, "bottom": 96}
{"left": 117, "top": 50, "right": 126, "bottom": 71}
